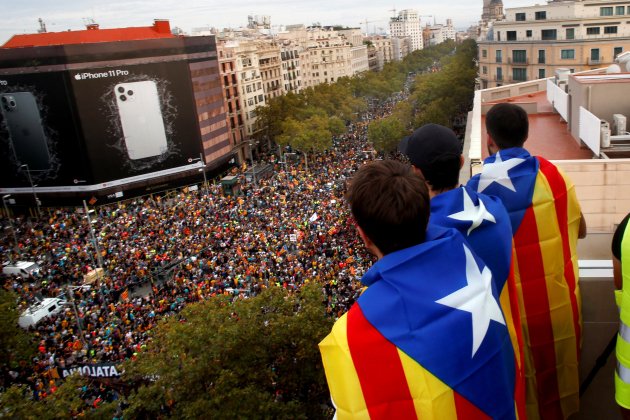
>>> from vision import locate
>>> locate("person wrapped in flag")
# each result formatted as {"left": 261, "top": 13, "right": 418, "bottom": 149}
{"left": 467, "top": 103, "right": 587, "bottom": 420}
{"left": 319, "top": 160, "right": 519, "bottom": 419}
{"left": 399, "top": 123, "right": 525, "bottom": 417}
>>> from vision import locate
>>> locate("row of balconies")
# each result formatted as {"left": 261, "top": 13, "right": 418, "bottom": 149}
{"left": 489, "top": 56, "right": 605, "bottom": 65}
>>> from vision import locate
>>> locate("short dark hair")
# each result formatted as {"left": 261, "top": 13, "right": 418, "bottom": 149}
{"left": 346, "top": 160, "right": 430, "bottom": 256}
{"left": 486, "top": 103, "right": 529, "bottom": 149}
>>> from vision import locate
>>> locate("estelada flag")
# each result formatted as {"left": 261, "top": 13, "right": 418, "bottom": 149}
{"left": 320, "top": 227, "right": 518, "bottom": 419}
{"left": 121, "top": 289, "right": 129, "bottom": 302}
{"left": 468, "top": 148, "right": 582, "bottom": 420}
{"left": 88, "top": 196, "right": 98, "bottom": 206}
{"left": 429, "top": 185, "right": 525, "bottom": 417}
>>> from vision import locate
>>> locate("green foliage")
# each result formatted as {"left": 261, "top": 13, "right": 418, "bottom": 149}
{"left": 368, "top": 117, "right": 408, "bottom": 153}
{"left": 0, "top": 289, "right": 35, "bottom": 370}
{"left": 123, "top": 284, "right": 333, "bottom": 419}
{"left": 0, "top": 375, "right": 117, "bottom": 419}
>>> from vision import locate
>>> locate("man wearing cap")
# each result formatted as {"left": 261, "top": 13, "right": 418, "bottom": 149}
{"left": 467, "top": 102, "right": 586, "bottom": 419}
{"left": 400, "top": 123, "right": 525, "bottom": 418}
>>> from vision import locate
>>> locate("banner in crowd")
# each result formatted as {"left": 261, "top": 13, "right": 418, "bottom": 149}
{"left": 59, "top": 363, "right": 121, "bottom": 379}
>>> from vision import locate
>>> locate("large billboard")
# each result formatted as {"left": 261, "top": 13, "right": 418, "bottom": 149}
{"left": 0, "top": 54, "right": 206, "bottom": 193}
{"left": 0, "top": 71, "right": 91, "bottom": 188}
{"left": 69, "top": 60, "right": 202, "bottom": 184}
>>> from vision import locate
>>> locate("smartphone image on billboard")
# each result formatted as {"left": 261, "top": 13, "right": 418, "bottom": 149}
{"left": 114, "top": 81, "right": 168, "bottom": 160}
{"left": 0, "top": 92, "right": 51, "bottom": 170}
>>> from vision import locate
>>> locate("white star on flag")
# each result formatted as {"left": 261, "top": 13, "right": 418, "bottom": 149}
{"left": 477, "top": 151, "right": 525, "bottom": 193}
{"left": 448, "top": 189, "right": 497, "bottom": 236}
{"left": 435, "top": 244, "right": 505, "bottom": 357}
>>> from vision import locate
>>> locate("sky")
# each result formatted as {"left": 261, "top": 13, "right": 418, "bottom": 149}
{"left": 0, "top": 0, "right": 538, "bottom": 45}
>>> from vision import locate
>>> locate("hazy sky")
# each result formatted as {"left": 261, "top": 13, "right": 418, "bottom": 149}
{"left": 1, "top": 0, "right": 537, "bottom": 45}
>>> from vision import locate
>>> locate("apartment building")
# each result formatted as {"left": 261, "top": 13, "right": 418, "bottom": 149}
{"left": 299, "top": 27, "right": 353, "bottom": 87}
{"left": 368, "top": 35, "right": 394, "bottom": 69}
{"left": 280, "top": 40, "right": 303, "bottom": 93}
{"left": 257, "top": 41, "right": 283, "bottom": 101}
{"left": 389, "top": 9, "right": 424, "bottom": 52}
{"left": 217, "top": 42, "right": 246, "bottom": 162}
{"left": 391, "top": 36, "right": 411, "bottom": 61}
{"left": 221, "top": 41, "right": 266, "bottom": 139}
{"left": 479, "top": 0, "right": 630, "bottom": 88}
{"left": 427, "top": 19, "right": 457, "bottom": 46}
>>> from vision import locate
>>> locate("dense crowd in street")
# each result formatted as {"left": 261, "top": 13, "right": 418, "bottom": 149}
{"left": 0, "top": 94, "right": 409, "bottom": 404}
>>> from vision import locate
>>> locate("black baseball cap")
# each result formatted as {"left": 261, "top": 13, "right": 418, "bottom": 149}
{"left": 398, "top": 124, "right": 462, "bottom": 171}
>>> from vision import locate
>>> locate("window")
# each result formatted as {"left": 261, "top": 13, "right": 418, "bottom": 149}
{"left": 512, "top": 50, "right": 527, "bottom": 64}
{"left": 497, "top": 31, "right": 501, "bottom": 41}
{"left": 516, "top": 12, "right": 526, "bottom": 21}
{"left": 482, "top": 49, "right": 488, "bottom": 58}
{"left": 541, "top": 29, "right": 557, "bottom": 40}
{"left": 507, "top": 31, "right": 517, "bottom": 41}
{"left": 587, "top": 27, "right": 600, "bottom": 35}
{"left": 535, "top": 11, "right": 547, "bottom": 20}
{"left": 526, "top": 30, "right": 532, "bottom": 37}
{"left": 538, "top": 69, "right": 546, "bottom": 79}
{"left": 538, "top": 50, "right": 546, "bottom": 64}
{"left": 561, "top": 49, "right": 575, "bottom": 59}
{"left": 566, "top": 28, "right": 575, "bottom": 40}
{"left": 615, "top": 47, "right": 623, "bottom": 58}
{"left": 605, "top": 26, "right": 618, "bottom": 34}
{"left": 600, "top": 7, "right": 613, "bottom": 16}
{"left": 496, "top": 67, "right": 503, "bottom": 81}
{"left": 482, "top": 66, "right": 488, "bottom": 75}
{"left": 591, "top": 48, "right": 600, "bottom": 62}
{"left": 616, "top": 6, "right": 625, "bottom": 15}
{"left": 496, "top": 50, "right": 503, "bottom": 63}
{"left": 513, "top": 68, "right": 527, "bottom": 81}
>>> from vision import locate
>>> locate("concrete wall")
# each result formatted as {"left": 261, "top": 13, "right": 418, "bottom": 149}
{"left": 555, "top": 159, "right": 630, "bottom": 233}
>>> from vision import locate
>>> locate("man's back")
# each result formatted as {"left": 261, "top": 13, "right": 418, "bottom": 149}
{"left": 468, "top": 147, "right": 582, "bottom": 419}
{"left": 319, "top": 227, "right": 517, "bottom": 419}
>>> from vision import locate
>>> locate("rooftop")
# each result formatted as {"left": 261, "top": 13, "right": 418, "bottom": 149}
{"left": 2, "top": 20, "right": 174, "bottom": 49}
{"left": 480, "top": 91, "right": 594, "bottom": 160}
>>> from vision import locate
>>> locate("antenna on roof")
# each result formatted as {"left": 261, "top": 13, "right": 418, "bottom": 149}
{"left": 37, "top": 18, "right": 47, "bottom": 33}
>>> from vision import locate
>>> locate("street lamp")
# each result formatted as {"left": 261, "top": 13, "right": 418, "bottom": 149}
{"left": 83, "top": 200, "right": 104, "bottom": 271}
{"left": 188, "top": 153, "right": 208, "bottom": 195}
{"left": 2, "top": 194, "right": 20, "bottom": 262}
{"left": 19, "top": 164, "right": 41, "bottom": 218}
{"left": 247, "top": 141, "right": 259, "bottom": 185}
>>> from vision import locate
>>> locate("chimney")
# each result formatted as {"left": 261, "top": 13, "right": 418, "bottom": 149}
{"left": 153, "top": 19, "right": 171, "bottom": 34}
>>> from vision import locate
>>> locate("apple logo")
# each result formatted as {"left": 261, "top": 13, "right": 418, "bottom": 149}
{"left": 74, "top": 74, "right": 82, "bottom": 81}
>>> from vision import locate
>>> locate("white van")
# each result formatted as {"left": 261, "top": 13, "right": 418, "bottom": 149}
{"left": 2, "top": 261, "right": 40, "bottom": 277}
{"left": 18, "top": 298, "right": 66, "bottom": 329}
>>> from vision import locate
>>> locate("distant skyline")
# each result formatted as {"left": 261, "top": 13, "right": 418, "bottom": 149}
{"left": 1, "top": 0, "right": 536, "bottom": 45}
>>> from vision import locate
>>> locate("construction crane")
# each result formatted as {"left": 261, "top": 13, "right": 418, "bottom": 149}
{"left": 360, "top": 19, "right": 377, "bottom": 35}
{"left": 390, "top": 7, "right": 397, "bottom": 18}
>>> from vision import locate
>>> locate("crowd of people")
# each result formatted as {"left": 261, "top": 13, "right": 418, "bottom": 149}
{"left": 0, "top": 95, "right": 408, "bottom": 404}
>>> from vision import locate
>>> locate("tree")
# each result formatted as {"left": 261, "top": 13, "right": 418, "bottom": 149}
{"left": 0, "top": 375, "right": 117, "bottom": 419}
{"left": 0, "top": 289, "right": 35, "bottom": 370}
{"left": 123, "top": 284, "right": 333, "bottom": 419}
{"left": 368, "top": 116, "right": 408, "bottom": 153}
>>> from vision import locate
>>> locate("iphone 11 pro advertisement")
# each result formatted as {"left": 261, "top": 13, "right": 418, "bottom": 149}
{"left": 69, "top": 60, "right": 202, "bottom": 183}
{"left": 0, "top": 72, "right": 91, "bottom": 188}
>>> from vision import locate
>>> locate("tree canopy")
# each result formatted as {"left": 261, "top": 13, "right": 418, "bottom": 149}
{"left": 122, "top": 284, "right": 333, "bottom": 419}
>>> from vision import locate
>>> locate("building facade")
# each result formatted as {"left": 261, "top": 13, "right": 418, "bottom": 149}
{"left": 280, "top": 41, "right": 303, "bottom": 93}
{"left": 479, "top": 0, "right": 630, "bottom": 88}
{"left": 389, "top": 9, "right": 424, "bottom": 52}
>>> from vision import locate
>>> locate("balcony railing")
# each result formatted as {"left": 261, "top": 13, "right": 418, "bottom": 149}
{"left": 508, "top": 57, "right": 529, "bottom": 65}
{"left": 588, "top": 57, "right": 605, "bottom": 65}
{"left": 494, "top": 75, "right": 504, "bottom": 82}
{"left": 510, "top": 77, "right": 528, "bottom": 82}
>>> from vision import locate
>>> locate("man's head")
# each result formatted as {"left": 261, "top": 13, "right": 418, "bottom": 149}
{"left": 399, "top": 124, "right": 462, "bottom": 194}
{"left": 346, "top": 160, "right": 430, "bottom": 258}
{"left": 485, "top": 103, "right": 529, "bottom": 154}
